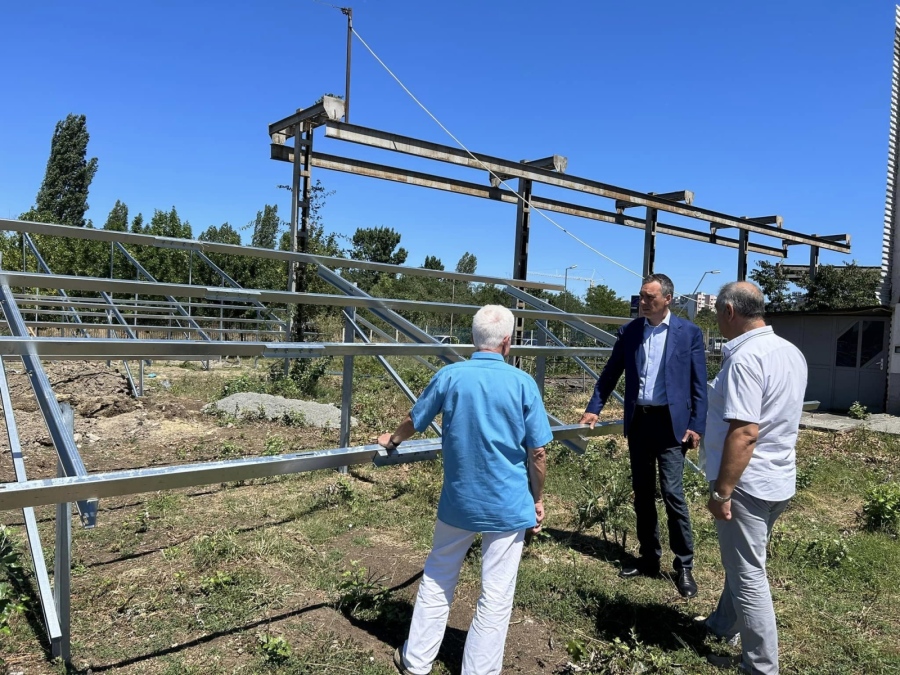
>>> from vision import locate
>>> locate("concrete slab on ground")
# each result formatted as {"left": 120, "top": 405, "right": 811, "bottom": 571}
{"left": 800, "top": 411, "right": 900, "bottom": 436}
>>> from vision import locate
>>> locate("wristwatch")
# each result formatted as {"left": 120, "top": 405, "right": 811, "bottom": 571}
{"left": 386, "top": 436, "right": 402, "bottom": 450}
{"left": 711, "top": 489, "right": 732, "bottom": 503}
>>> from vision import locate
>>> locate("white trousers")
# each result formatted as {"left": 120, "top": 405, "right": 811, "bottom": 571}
{"left": 400, "top": 519, "right": 526, "bottom": 675}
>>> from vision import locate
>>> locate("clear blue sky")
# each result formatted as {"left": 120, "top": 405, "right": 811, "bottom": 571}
{"left": 0, "top": 1, "right": 894, "bottom": 300}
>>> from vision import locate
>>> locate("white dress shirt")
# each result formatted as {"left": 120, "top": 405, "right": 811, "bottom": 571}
{"left": 637, "top": 310, "right": 670, "bottom": 406}
{"left": 703, "top": 325, "right": 808, "bottom": 501}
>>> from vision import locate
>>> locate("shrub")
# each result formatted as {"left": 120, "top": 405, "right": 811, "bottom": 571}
{"left": 848, "top": 401, "right": 869, "bottom": 420}
{"left": 862, "top": 482, "right": 900, "bottom": 533}
{"left": 257, "top": 633, "right": 292, "bottom": 664}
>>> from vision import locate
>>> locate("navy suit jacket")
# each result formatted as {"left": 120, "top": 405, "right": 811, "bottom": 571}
{"left": 586, "top": 314, "right": 708, "bottom": 440}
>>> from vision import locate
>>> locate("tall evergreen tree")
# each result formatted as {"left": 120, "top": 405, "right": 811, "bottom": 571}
{"left": 104, "top": 200, "right": 129, "bottom": 231}
{"left": 22, "top": 114, "right": 98, "bottom": 227}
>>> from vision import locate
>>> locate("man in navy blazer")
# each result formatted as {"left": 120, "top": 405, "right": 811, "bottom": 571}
{"left": 580, "top": 273, "right": 707, "bottom": 597}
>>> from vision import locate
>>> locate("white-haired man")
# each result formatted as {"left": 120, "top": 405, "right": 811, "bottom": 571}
{"left": 380, "top": 304, "right": 552, "bottom": 675}
{"left": 702, "top": 281, "right": 808, "bottom": 674}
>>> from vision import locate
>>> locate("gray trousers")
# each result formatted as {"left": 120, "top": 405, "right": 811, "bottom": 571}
{"left": 707, "top": 486, "right": 790, "bottom": 675}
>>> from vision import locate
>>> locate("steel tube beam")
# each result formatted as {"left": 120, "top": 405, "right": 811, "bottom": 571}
{"left": 6, "top": 272, "right": 574, "bottom": 322}
{"left": 0, "top": 219, "right": 562, "bottom": 291}
{"left": 355, "top": 315, "right": 438, "bottom": 373}
{"left": 0, "top": 422, "right": 620, "bottom": 511}
{"left": 323, "top": 122, "right": 850, "bottom": 253}
{"left": 0, "top": 285, "right": 96, "bottom": 526}
{"left": 291, "top": 150, "right": 787, "bottom": 258}
{"left": 193, "top": 250, "right": 287, "bottom": 330}
{"left": 0, "top": 337, "right": 610, "bottom": 360}
{"left": 345, "top": 313, "right": 442, "bottom": 437}
{"left": 114, "top": 243, "right": 213, "bottom": 342}
{"left": 0, "top": 358, "right": 63, "bottom": 654}
{"left": 503, "top": 285, "right": 617, "bottom": 346}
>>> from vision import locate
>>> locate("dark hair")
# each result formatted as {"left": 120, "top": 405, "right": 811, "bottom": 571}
{"left": 716, "top": 282, "right": 765, "bottom": 319}
{"left": 642, "top": 273, "right": 674, "bottom": 298}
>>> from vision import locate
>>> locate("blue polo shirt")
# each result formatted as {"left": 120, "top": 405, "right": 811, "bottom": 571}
{"left": 411, "top": 352, "right": 553, "bottom": 532}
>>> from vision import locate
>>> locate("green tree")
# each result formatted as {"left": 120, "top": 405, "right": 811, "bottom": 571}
{"left": 694, "top": 307, "right": 718, "bottom": 333}
{"left": 130, "top": 208, "right": 192, "bottom": 284}
{"left": 345, "top": 226, "right": 407, "bottom": 292}
{"left": 422, "top": 255, "right": 444, "bottom": 271}
{"left": 22, "top": 114, "right": 98, "bottom": 227}
{"left": 798, "top": 261, "right": 880, "bottom": 311}
{"left": 749, "top": 261, "right": 793, "bottom": 312}
{"left": 455, "top": 252, "right": 477, "bottom": 275}
{"left": 585, "top": 283, "right": 629, "bottom": 318}
{"left": 103, "top": 200, "right": 129, "bottom": 231}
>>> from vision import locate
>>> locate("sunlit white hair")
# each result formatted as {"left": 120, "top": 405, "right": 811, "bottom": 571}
{"left": 472, "top": 304, "right": 515, "bottom": 351}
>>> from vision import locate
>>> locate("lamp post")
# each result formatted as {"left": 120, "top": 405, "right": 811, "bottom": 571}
{"left": 564, "top": 264, "right": 577, "bottom": 342}
{"left": 690, "top": 269, "right": 720, "bottom": 320}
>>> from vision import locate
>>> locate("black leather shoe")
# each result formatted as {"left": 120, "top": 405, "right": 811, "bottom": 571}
{"left": 677, "top": 568, "right": 698, "bottom": 598}
{"left": 618, "top": 559, "right": 660, "bottom": 579}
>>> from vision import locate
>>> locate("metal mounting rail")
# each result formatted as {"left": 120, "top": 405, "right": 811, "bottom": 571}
{"left": 0, "top": 285, "right": 96, "bottom": 526}
{"left": 0, "top": 218, "right": 564, "bottom": 292}
{"left": 0, "top": 422, "right": 621, "bottom": 511}
{"left": 113, "top": 243, "right": 213, "bottom": 342}
{"left": 343, "top": 310, "right": 442, "bottom": 437}
{"left": 354, "top": 315, "right": 438, "bottom": 373}
{"left": 0, "top": 337, "right": 611, "bottom": 360}
{"left": 21, "top": 234, "right": 89, "bottom": 337}
{"left": 193, "top": 250, "right": 288, "bottom": 331}
{"left": 0, "top": 270, "right": 620, "bottom": 325}
{"left": 0, "top": 357, "right": 63, "bottom": 656}
{"left": 503, "top": 285, "right": 618, "bottom": 347}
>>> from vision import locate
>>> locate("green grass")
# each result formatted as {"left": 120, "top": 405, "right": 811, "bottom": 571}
{"left": 2, "top": 363, "right": 899, "bottom": 673}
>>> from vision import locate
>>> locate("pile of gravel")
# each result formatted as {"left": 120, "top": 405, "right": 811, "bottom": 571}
{"left": 204, "top": 392, "right": 356, "bottom": 428}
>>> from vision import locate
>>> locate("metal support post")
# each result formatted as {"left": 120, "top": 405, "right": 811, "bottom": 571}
{"left": 54, "top": 402, "right": 74, "bottom": 664}
{"left": 512, "top": 177, "right": 533, "bottom": 369}
{"left": 339, "top": 307, "right": 356, "bottom": 474}
{"left": 298, "top": 128, "right": 313, "bottom": 338}
{"left": 809, "top": 244, "right": 820, "bottom": 282}
{"left": 642, "top": 207, "right": 657, "bottom": 277}
{"left": 342, "top": 7, "right": 352, "bottom": 122}
{"left": 535, "top": 320, "right": 547, "bottom": 397}
{"left": 737, "top": 229, "right": 749, "bottom": 281}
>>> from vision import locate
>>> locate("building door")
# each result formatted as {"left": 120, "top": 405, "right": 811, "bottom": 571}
{"left": 832, "top": 318, "right": 889, "bottom": 413}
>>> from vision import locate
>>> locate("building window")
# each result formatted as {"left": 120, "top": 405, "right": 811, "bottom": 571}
{"left": 835, "top": 322, "right": 859, "bottom": 367}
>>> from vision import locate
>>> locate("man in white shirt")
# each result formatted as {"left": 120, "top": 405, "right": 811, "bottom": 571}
{"left": 702, "top": 281, "right": 807, "bottom": 674}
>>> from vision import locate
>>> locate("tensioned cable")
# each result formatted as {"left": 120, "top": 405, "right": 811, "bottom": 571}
{"left": 350, "top": 27, "right": 646, "bottom": 282}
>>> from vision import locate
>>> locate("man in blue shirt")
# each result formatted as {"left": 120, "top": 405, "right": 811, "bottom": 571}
{"left": 380, "top": 305, "right": 552, "bottom": 675}
{"left": 580, "top": 273, "right": 707, "bottom": 598}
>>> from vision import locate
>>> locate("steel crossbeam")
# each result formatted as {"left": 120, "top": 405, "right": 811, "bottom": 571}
{"left": 343, "top": 310, "right": 442, "bottom": 437}
{"left": 0, "top": 271, "right": 618, "bottom": 325}
{"left": 0, "top": 358, "right": 64, "bottom": 656}
{"left": 0, "top": 219, "right": 563, "bottom": 292}
{"left": 0, "top": 285, "right": 97, "bottom": 526}
{"left": 322, "top": 122, "right": 851, "bottom": 254}
{"left": 0, "top": 337, "right": 612, "bottom": 360}
{"left": 0, "top": 422, "right": 621, "bottom": 511}
{"left": 503, "top": 285, "right": 619, "bottom": 346}
{"left": 113, "top": 243, "right": 213, "bottom": 342}
{"left": 192, "top": 250, "right": 288, "bottom": 331}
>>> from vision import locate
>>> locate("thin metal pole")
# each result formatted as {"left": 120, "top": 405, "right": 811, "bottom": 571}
{"left": 535, "top": 319, "right": 547, "bottom": 397}
{"left": 54, "top": 402, "right": 75, "bottom": 664}
{"left": 342, "top": 7, "right": 352, "bottom": 122}
{"left": 339, "top": 306, "right": 356, "bottom": 474}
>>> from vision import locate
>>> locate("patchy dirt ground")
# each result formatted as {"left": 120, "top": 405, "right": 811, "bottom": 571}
{"left": 0, "top": 360, "right": 569, "bottom": 674}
